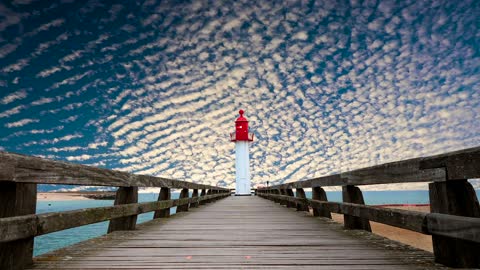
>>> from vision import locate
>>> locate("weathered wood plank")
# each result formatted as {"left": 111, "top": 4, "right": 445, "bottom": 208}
{"left": 312, "top": 187, "right": 331, "bottom": 218}
{"left": 343, "top": 185, "right": 371, "bottom": 232}
{"left": 0, "top": 193, "right": 229, "bottom": 243}
{"left": 108, "top": 187, "right": 138, "bottom": 233}
{"left": 28, "top": 196, "right": 445, "bottom": 270}
{"left": 0, "top": 151, "right": 228, "bottom": 191}
{"left": 429, "top": 180, "right": 480, "bottom": 268}
{"left": 0, "top": 182, "right": 37, "bottom": 270}
{"left": 176, "top": 188, "right": 189, "bottom": 212}
{"left": 295, "top": 188, "right": 308, "bottom": 211}
{"left": 190, "top": 189, "right": 199, "bottom": 208}
{"left": 260, "top": 146, "right": 480, "bottom": 191}
{"left": 154, "top": 187, "right": 171, "bottom": 219}
{"left": 259, "top": 193, "right": 480, "bottom": 244}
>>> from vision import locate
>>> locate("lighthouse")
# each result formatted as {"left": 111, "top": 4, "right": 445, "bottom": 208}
{"left": 230, "top": 109, "right": 254, "bottom": 196}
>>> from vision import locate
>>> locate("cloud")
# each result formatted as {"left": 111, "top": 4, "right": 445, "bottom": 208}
{"left": 5, "top": 118, "right": 39, "bottom": 128}
{"left": 0, "top": 0, "right": 479, "bottom": 191}
{"left": 1, "top": 89, "right": 28, "bottom": 104}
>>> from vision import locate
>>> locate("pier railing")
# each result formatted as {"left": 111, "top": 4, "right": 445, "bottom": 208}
{"left": 0, "top": 151, "right": 229, "bottom": 270}
{"left": 257, "top": 146, "right": 480, "bottom": 268}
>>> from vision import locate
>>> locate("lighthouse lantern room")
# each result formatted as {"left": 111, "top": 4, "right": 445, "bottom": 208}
{"left": 230, "top": 110, "right": 254, "bottom": 196}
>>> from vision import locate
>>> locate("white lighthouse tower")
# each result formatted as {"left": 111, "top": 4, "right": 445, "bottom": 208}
{"left": 230, "top": 109, "right": 254, "bottom": 196}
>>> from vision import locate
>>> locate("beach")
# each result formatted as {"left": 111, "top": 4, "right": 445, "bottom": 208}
{"left": 38, "top": 192, "right": 96, "bottom": 201}
{"left": 329, "top": 205, "right": 433, "bottom": 252}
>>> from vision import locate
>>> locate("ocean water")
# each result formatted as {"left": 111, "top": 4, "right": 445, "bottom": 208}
{"left": 33, "top": 190, "right": 479, "bottom": 256}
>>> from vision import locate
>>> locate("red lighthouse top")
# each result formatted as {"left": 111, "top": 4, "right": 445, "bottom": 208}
{"left": 230, "top": 109, "right": 254, "bottom": 142}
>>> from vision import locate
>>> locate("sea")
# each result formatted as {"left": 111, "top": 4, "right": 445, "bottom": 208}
{"left": 34, "top": 190, "right": 480, "bottom": 256}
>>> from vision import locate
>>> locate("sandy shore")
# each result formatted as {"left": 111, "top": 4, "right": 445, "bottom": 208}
{"left": 38, "top": 192, "right": 94, "bottom": 201}
{"left": 329, "top": 205, "right": 432, "bottom": 252}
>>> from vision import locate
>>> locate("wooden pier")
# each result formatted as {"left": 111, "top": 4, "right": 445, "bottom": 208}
{"left": 29, "top": 196, "right": 441, "bottom": 269}
{"left": 1, "top": 147, "right": 479, "bottom": 269}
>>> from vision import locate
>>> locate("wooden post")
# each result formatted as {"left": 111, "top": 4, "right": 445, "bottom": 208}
{"left": 177, "top": 188, "right": 189, "bottom": 213}
{"left": 274, "top": 189, "right": 281, "bottom": 203}
{"left": 295, "top": 188, "right": 309, "bottom": 211}
{"left": 429, "top": 180, "right": 480, "bottom": 268}
{"left": 206, "top": 189, "right": 212, "bottom": 203}
{"left": 108, "top": 187, "right": 138, "bottom": 233}
{"left": 312, "top": 186, "right": 332, "bottom": 218}
{"left": 199, "top": 189, "right": 207, "bottom": 205}
{"left": 190, "top": 189, "right": 199, "bottom": 208}
{"left": 0, "top": 182, "right": 37, "bottom": 270}
{"left": 286, "top": 188, "right": 296, "bottom": 208}
{"left": 342, "top": 185, "right": 371, "bottom": 232}
{"left": 279, "top": 189, "right": 288, "bottom": 206}
{"left": 154, "top": 187, "right": 171, "bottom": 219}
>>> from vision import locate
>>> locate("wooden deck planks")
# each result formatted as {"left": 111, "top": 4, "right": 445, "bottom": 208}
{"left": 29, "top": 196, "right": 447, "bottom": 269}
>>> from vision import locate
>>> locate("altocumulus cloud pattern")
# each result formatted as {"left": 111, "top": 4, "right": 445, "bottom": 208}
{"left": 0, "top": 0, "right": 479, "bottom": 191}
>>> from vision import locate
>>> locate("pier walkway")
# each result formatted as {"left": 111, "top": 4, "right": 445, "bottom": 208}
{"left": 30, "top": 196, "right": 440, "bottom": 269}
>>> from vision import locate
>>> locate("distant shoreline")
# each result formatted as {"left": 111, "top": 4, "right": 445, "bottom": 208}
{"left": 37, "top": 192, "right": 115, "bottom": 201}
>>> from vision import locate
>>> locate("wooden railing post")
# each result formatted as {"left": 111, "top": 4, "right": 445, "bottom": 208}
{"left": 286, "top": 188, "right": 295, "bottom": 208}
{"left": 279, "top": 189, "right": 287, "bottom": 206}
{"left": 0, "top": 182, "right": 37, "bottom": 270}
{"left": 108, "top": 187, "right": 138, "bottom": 233}
{"left": 312, "top": 186, "right": 331, "bottom": 218}
{"left": 206, "top": 189, "right": 212, "bottom": 203}
{"left": 177, "top": 188, "right": 189, "bottom": 212}
{"left": 199, "top": 189, "right": 207, "bottom": 205}
{"left": 295, "top": 188, "right": 308, "bottom": 211}
{"left": 190, "top": 189, "right": 199, "bottom": 208}
{"left": 154, "top": 187, "right": 171, "bottom": 219}
{"left": 274, "top": 189, "right": 281, "bottom": 203}
{"left": 342, "top": 185, "right": 371, "bottom": 232}
{"left": 429, "top": 180, "right": 480, "bottom": 268}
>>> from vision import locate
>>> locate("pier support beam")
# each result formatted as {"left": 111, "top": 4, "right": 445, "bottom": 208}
{"left": 342, "top": 185, "right": 371, "bottom": 232}
{"left": 312, "top": 187, "right": 331, "bottom": 218}
{"left": 177, "top": 188, "right": 189, "bottom": 212}
{"left": 154, "top": 187, "right": 171, "bottom": 219}
{"left": 295, "top": 188, "right": 309, "bottom": 211}
{"left": 0, "top": 182, "right": 37, "bottom": 270}
{"left": 429, "top": 180, "right": 480, "bottom": 268}
{"left": 108, "top": 186, "right": 138, "bottom": 233}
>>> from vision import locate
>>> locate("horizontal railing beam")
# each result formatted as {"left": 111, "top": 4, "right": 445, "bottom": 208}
{"left": 0, "top": 193, "right": 229, "bottom": 243}
{"left": 259, "top": 146, "right": 480, "bottom": 189}
{"left": 0, "top": 151, "right": 227, "bottom": 190}
{"left": 258, "top": 193, "right": 480, "bottom": 244}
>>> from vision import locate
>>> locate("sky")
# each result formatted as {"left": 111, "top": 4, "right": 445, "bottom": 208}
{"left": 0, "top": 0, "right": 479, "bottom": 191}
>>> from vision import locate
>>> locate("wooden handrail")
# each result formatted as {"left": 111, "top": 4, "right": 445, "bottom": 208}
{"left": 0, "top": 150, "right": 230, "bottom": 270}
{"left": 257, "top": 146, "right": 480, "bottom": 268}
{"left": 258, "top": 146, "right": 480, "bottom": 189}
{"left": 0, "top": 193, "right": 229, "bottom": 243}
{"left": 0, "top": 151, "right": 228, "bottom": 190}
{"left": 258, "top": 193, "right": 480, "bottom": 243}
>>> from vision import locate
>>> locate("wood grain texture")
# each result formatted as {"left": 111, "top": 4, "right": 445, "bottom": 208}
{"left": 259, "top": 146, "right": 480, "bottom": 191}
{"left": 0, "top": 193, "right": 229, "bottom": 243}
{"left": 0, "top": 182, "right": 37, "bottom": 270}
{"left": 176, "top": 188, "right": 190, "bottom": 213}
{"left": 343, "top": 185, "right": 372, "bottom": 232}
{"left": 153, "top": 187, "right": 171, "bottom": 219}
{"left": 312, "top": 187, "right": 331, "bottom": 218}
{"left": 429, "top": 181, "right": 480, "bottom": 268}
{"left": 28, "top": 196, "right": 446, "bottom": 270}
{"left": 0, "top": 151, "right": 228, "bottom": 191}
{"left": 108, "top": 187, "right": 138, "bottom": 233}
{"left": 295, "top": 188, "right": 308, "bottom": 212}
